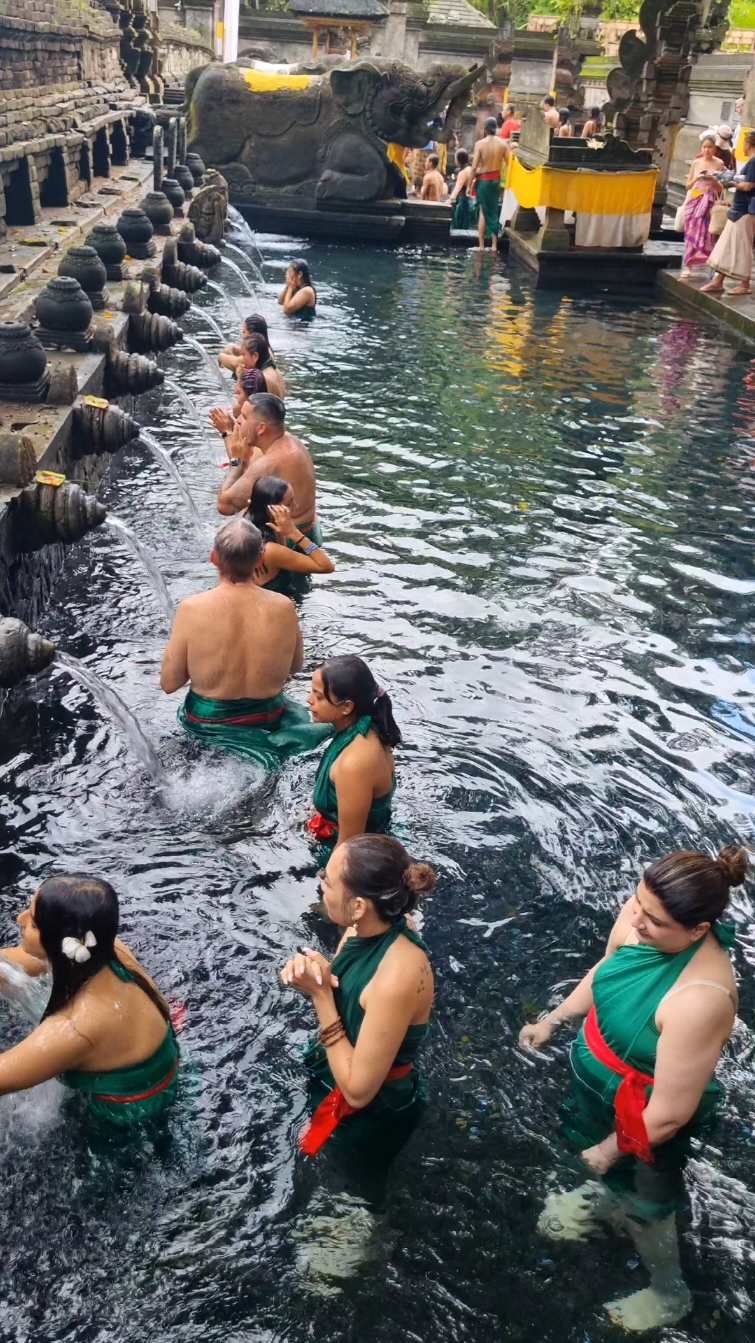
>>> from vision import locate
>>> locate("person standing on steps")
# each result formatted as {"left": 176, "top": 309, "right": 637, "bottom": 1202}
{"left": 306, "top": 656, "right": 399, "bottom": 853}
{"left": 471, "top": 117, "right": 508, "bottom": 253}
{"left": 702, "top": 130, "right": 755, "bottom": 297}
{"left": 280, "top": 835, "right": 435, "bottom": 1162}
{"left": 519, "top": 846, "right": 743, "bottom": 1332}
{"left": 210, "top": 393, "right": 321, "bottom": 544}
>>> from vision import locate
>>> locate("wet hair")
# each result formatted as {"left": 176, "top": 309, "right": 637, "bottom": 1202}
{"left": 427, "top": 153, "right": 439, "bottom": 169}
{"left": 240, "top": 368, "right": 267, "bottom": 397}
{"left": 589, "top": 106, "right": 601, "bottom": 120}
{"left": 642, "top": 845, "right": 749, "bottom": 929}
{"left": 291, "top": 258, "right": 312, "bottom": 287}
{"left": 456, "top": 148, "right": 469, "bottom": 167}
{"left": 247, "top": 475, "right": 288, "bottom": 542}
{"left": 496, "top": 111, "right": 504, "bottom": 127}
{"left": 558, "top": 108, "right": 570, "bottom": 125}
{"left": 247, "top": 392, "right": 285, "bottom": 428}
{"left": 340, "top": 834, "right": 435, "bottom": 925}
{"left": 484, "top": 117, "right": 497, "bottom": 135}
{"left": 243, "top": 313, "right": 268, "bottom": 339}
{"left": 318, "top": 654, "right": 402, "bottom": 749}
{"left": 35, "top": 875, "right": 168, "bottom": 1022}
{"left": 543, "top": 95, "right": 555, "bottom": 107}
{"left": 242, "top": 333, "right": 271, "bottom": 366}
{"left": 213, "top": 516, "right": 262, "bottom": 582}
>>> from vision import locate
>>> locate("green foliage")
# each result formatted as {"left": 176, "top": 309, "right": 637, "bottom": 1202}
{"left": 470, "top": 0, "right": 641, "bottom": 26}
{"left": 729, "top": 0, "right": 755, "bottom": 25}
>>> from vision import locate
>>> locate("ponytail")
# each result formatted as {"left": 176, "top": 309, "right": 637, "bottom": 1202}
{"left": 319, "top": 655, "right": 402, "bottom": 748}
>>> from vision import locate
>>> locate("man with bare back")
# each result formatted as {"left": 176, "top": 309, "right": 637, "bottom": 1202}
{"left": 471, "top": 117, "right": 508, "bottom": 252}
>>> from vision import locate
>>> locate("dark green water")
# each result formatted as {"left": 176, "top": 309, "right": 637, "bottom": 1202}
{"left": 1, "top": 237, "right": 755, "bottom": 1341}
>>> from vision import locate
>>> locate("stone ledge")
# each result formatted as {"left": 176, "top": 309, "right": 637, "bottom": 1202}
{"left": 656, "top": 268, "right": 755, "bottom": 347}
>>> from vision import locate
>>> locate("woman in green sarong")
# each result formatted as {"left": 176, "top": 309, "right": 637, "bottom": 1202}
{"left": 0, "top": 875, "right": 179, "bottom": 1126}
{"left": 280, "top": 833, "right": 435, "bottom": 1162}
{"left": 246, "top": 477, "right": 335, "bottom": 597}
{"left": 449, "top": 148, "right": 478, "bottom": 230}
{"left": 519, "top": 846, "right": 744, "bottom": 1332}
{"left": 306, "top": 656, "right": 400, "bottom": 852}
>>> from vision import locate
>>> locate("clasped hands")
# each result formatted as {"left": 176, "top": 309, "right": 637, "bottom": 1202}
{"left": 280, "top": 947, "right": 339, "bottom": 998}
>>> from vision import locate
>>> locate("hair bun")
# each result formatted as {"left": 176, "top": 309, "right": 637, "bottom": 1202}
{"left": 716, "top": 845, "right": 749, "bottom": 888}
{"left": 404, "top": 863, "right": 435, "bottom": 897}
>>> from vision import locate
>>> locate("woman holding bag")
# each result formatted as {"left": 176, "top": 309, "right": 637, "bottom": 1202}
{"left": 702, "top": 130, "right": 755, "bottom": 296}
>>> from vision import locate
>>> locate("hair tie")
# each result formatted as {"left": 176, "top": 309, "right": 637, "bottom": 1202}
{"left": 374, "top": 686, "right": 386, "bottom": 702}
{"left": 61, "top": 931, "right": 97, "bottom": 964}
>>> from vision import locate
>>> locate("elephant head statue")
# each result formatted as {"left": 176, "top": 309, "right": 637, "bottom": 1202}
{"left": 330, "top": 61, "right": 483, "bottom": 147}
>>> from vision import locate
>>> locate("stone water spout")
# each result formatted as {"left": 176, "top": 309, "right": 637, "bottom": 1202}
{"left": 128, "top": 311, "right": 184, "bottom": 354}
{"left": 72, "top": 400, "right": 140, "bottom": 457}
{"left": 0, "top": 618, "right": 55, "bottom": 689}
{"left": 177, "top": 224, "right": 221, "bottom": 271}
{"left": 105, "top": 350, "right": 164, "bottom": 397}
{"left": 12, "top": 481, "right": 107, "bottom": 554}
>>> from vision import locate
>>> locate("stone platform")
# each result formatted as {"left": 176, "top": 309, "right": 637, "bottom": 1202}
{"left": 505, "top": 227, "right": 684, "bottom": 291}
{"left": 656, "top": 268, "right": 755, "bottom": 348}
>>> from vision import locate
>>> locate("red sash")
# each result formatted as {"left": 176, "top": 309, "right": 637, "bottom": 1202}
{"left": 185, "top": 705, "right": 283, "bottom": 727}
{"left": 305, "top": 811, "right": 338, "bottom": 842}
{"left": 477, "top": 170, "right": 501, "bottom": 181}
{"left": 300, "top": 1063, "right": 413, "bottom": 1156}
{"left": 583, "top": 1006, "right": 654, "bottom": 1163}
{"left": 92, "top": 1055, "right": 179, "bottom": 1106}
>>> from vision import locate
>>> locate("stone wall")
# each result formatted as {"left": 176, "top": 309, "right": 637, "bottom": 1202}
{"left": 160, "top": 21, "right": 214, "bottom": 87}
{"left": 0, "top": 0, "right": 145, "bottom": 237}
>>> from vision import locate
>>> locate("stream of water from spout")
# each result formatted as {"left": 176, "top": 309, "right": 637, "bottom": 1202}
{"left": 220, "top": 256, "right": 256, "bottom": 298}
{"left": 55, "top": 651, "right": 166, "bottom": 786}
{"left": 188, "top": 308, "right": 227, "bottom": 344}
{"left": 181, "top": 335, "right": 229, "bottom": 393}
{"left": 139, "top": 429, "right": 208, "bottom": 544}
{"left": 226, "top": 204, "right": 265, "bottom": 268}
{"left": 224, "top": 242, "right": 264, "bottom": 286}
{"left": 105, "top": 518, "right": 175, "bottom": 621}
{"left": 206, "top": 279, "right": 245, "bottom": 329}
{"left": 163, "top": 376, "right": 215, "bottom": 457}
{"left": 0, "top": 955, "right": 49, "bottom": 1025}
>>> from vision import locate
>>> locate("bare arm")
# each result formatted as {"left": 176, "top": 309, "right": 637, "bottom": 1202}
{"left": 217, "top": 459, "right": 265, "bottom": 515}
{"left": 644, "top": 993, "right": 733, "bottom": 1144}
{"left": 262, "top": 540, "right": 335, "bottom": 576}
{"left": 278, "top": 286, "right": 290, "bottom": 306}
{"left": 0, "top": 1014, "right": 91, "bottom": 1094}
{"left": 283, "top": 286, "right": 315, "bottom": 315}
{"left": 330, "top": 752, "right": 376, "bottom": 846}
{"left": 0, "top": 947, "right": 49, "bottom": 976}
{"left": 289, "top": 611, "right": 303, "bottom": 676}
{"left": 420, "top": 178, "right": 431, "bottom": 200}
{"left": 160, "top": 604, "right": 190, "bottom": 693}
{"left": 218, "top": 351, "right": 242, "bottom": 372}
{"left": 470, "top": 140, "right": 482, "bottom": 178}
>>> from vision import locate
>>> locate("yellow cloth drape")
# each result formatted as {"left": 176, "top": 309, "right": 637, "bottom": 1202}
{"left": 735, "top": 127, "right": 754, "bottom": 164}
{"left": 386, "top": 142, "right": 410, "bottom": 182}
{"left": 435, "top": 142, "right": 448, "bottom": 176}
{"left": 242, "top": 69, "right": 312, "bottom": 92}
{"left": 507, "top": 156, "right": 657, "bottom": 216}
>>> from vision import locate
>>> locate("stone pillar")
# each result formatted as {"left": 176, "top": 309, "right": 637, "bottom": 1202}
{"left": 540, "top": 205, "right": 570, "bottom": 250}
{"left": 153, "top": 125, "right": 163, "bottom": 191}
{"left": 167, "top": 118, "right": 177, "bottom": 179}
{"left": 177, "top": 117, "right": 187, "bottom": 167}
{"left": 383, "top": 1, "right": 407, "bottom": 61}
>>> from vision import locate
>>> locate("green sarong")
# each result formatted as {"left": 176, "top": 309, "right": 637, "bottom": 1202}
{"left": 61, "top": 961, "right": 179, "bottom": 1127}
{"left": 179, "top": 688, "right": 331, "bottom": 770}
{"left": 452, "top": 192, "right": 478, "bottom": 229}
{"left": 302, "top": 917, "right": 428, "bottom": 1161}
{"left": 307, "top": 714, "right": 395, "bottom": 853}
{"left": 563, "top": 922, "right": 734, "bottom": 1219}
{"left": 475, "top": 177, "right": 501, "bottom": 240}
{"left": 260, "top": 568, "right": 295, "bottom": 596}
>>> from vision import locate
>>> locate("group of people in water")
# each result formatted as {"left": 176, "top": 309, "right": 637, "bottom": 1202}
{"left": 0, "top": 253, "right": 749, "bottom": 1331}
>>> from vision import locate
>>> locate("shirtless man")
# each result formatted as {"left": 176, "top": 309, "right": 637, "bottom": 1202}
{"left": 210, "top": 393, "right": 320, "bottom": 541}
{"left": 540, "top": 95, "right": 560, "bottom": 131}
{"left": 420, "top": 154, "right": 447, "bottom": 201}
{"left": 471, "top": 117, "right": 508, "bottom": 252}
{"left": 239, "top": 334, "right": 286, "bottom": 401}
{"left": 160, "top": 517, "right": 329, "bottom": 764}
{"left": 160, "top": 517, "right": 303, "bottom": 705}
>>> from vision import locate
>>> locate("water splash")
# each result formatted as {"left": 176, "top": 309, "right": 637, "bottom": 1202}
{"left": 206, "top": 278, "right": 245, "bottom": 329}
{"left": 220, "top": 255, "right": 256, "bottom": 298}
{"left": 0, "top": 955, "right": 49, "bottom": 1025}
{"left": 182, "top": 334, "right": 229, "bottom": 394}
{"left": 139, "top": 430, "right": 208, "bottom": 544}
{"left": 163, "top": 376, "right": 215, "bottom": 457}
{"left": 187, "top": 308, "right": 228, "bottom": 344}
{"left": 55, "top": 651, "right": 167, "bottom": 786}
{"left": 105, "top": 517, "right": 175, "bottom": 621}
{"left": 224, "top": 241, "right": 264, "bottom": 287}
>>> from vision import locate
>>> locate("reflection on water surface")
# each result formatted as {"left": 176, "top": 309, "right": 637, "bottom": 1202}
{"left": 1, "top": 242, "right": 755, "bottom": 1341}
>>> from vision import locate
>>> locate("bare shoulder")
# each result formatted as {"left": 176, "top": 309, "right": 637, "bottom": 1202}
{"left": 377, "top": 933, "right": 432, "bottom": 989}
{"left": 607, "top": 896, "right": 636, "bottom": 949}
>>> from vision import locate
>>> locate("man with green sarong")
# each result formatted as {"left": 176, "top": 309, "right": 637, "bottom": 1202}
{"left": 210, "top": 393, "right": 321, "bottom": 543}
{"left": 471, "top": 117, "right": 508, "bottom": 253}
{"left": 160, "top": 516, "right": 331, "bottom": 768}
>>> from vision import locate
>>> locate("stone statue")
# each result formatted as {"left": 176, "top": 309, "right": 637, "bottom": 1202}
{"left": 186, "top": 59, "right": 482, "bottom": 206}
{"left": 187, "top": 171, "right": 228, "bottom": 244}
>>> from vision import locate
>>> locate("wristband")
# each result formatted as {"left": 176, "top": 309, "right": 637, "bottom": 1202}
{"left": 220, "top": 431, "right": 229, "bottom": 438}
{"left": 227, "top": 457, "right": 241, "bottom": 468}
{"left": 301, "top": 541, "right": 318, "bottom": 555}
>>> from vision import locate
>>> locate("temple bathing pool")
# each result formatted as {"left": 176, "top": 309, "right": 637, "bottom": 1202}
{"left": 2, "top": 240, "right": 755, "bottom": 1342}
